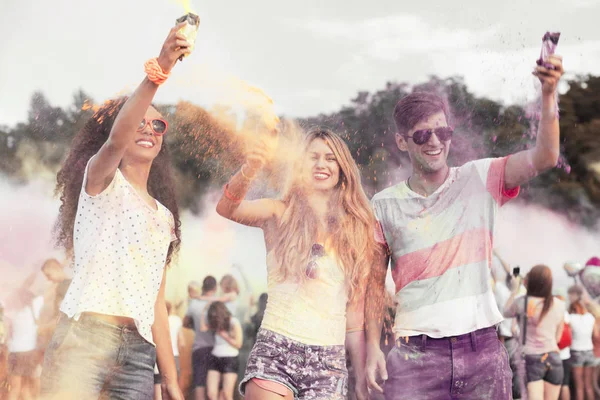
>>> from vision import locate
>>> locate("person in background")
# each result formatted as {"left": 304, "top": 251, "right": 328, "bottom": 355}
{"left": 249, "top": 293, "right": 268, "bottom": 345}
{"left": 37, "top": 259, "right": 71, "bottom": 365}
{"left": 184, "top": 277, "right": 217, "bottom": 400}
{"left": 556, "top": 294, "right": 572, "bottom": 400}
{"left": 196, "top": 275, "right": 240, "bottom": 317}
{"left": 154, "top": 301, "right": 185, "bottom": 400}
{"left": 203, "top": 302, "right": 242, "bottom": 400}
{"left": 568, "top": 285, "right": 598, "bottom": 400}
{"left": 0, "top": 302, "right": 9, "bottom": 398}
{"left": 494, "top": 251, "right": 524, "bottom": 399}
{"left": 6, "top": 288, "right": 44, "bottom": 400}
{"left": 505, "top": 265, "right": 565, "bottom": 400}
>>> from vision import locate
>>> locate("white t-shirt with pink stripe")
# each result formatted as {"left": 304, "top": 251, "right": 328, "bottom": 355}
{"left": 372, "top": 157, "right": 519, "bottom": 338}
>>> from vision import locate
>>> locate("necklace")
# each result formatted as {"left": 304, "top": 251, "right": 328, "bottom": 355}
{"left": 407, "top": 167, "right": 451, "bottom": 195}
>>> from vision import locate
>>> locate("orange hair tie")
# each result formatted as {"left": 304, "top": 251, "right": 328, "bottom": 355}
{"left": 223, "top": 184, "right": 243, "bottom": 204}
{"left": 144, "top": 58, "right": 170, "bottom": 85}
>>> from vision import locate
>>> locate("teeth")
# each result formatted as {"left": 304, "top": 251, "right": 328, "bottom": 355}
{"left": 314, "top": 173, "right": 329, "bottom": 180}
{"left": 137, "top": 140, "right": 154, "bottom": 148}
{"left": 425, "top": 150, "right": 442, "bottom": 155}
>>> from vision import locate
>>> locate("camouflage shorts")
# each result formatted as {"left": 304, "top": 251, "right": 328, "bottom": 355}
{"left": 240, "top": 328, "right": 348, "bottom": 399}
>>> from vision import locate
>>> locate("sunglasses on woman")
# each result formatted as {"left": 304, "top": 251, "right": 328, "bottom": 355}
{"left": 138, "top": 118, "right": 168, "bottom": 136}
{"left": 306, "top": 243, "right": 326, "bottom": 279}
{"left": 404, "top": 126, "right": 453, "bottom": 145}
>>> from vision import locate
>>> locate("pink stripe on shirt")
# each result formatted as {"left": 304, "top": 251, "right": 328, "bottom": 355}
{"left": 392, "top": 227, "right": 492, "bottom": 292}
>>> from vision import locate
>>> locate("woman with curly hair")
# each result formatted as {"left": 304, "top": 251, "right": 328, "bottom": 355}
{"left": 217, "top": 128, "right": 378, "bottom": 400}
{"left": 40, "top": 23, "right": 192, "bottom": 400}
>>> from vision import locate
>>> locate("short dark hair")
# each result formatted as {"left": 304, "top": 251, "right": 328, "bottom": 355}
{"left": 393, "top": 91, "right": 450, "bottom": 136}
{"left": 202, "top": 276, "right": 217, "bottom": 294}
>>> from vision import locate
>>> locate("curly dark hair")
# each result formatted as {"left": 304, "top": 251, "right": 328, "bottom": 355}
{"left": 207, "top": 301, "right": 232, "bottom": 332}
{"left": 54, "top": 97, "right": 181, "bottom": 265}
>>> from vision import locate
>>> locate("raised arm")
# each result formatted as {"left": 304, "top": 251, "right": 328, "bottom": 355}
{"left": 504, "top": 55, "right": 564, "bottom": 189}
{"left": 216, "top": 130, "right": 284, "bottom": 227}
{"left": 86, "top": 23, "right": 191, "bottom": 195}
{"left": 365, "top": 244, "right": 390, "bottom": 394}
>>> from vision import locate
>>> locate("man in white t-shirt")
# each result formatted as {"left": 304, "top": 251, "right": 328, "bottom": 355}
{"left": 366, "top": 53, "right": 564, "bottom": 399}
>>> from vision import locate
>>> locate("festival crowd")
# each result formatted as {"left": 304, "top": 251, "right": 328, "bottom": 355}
{"left": 2, "top": 22, "right": 597, "bottom": 400}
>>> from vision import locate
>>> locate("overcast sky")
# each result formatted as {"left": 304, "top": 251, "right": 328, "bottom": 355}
{"left": 1, "top": 0, "right": 599, "bottom": 128}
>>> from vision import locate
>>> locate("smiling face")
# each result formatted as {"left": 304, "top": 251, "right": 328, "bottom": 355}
{"left": 302, "top": 137, "right": 341, "bottom": 192}
{"left": 396, "top": 111, "right": 450, "bottom": 174}
{"left": 123, "top": 106, "right": 164, "bottom": 163}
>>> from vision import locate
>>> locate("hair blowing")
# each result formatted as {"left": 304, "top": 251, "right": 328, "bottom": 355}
{"left": 393, "top": 91, "right": 451, "bottom": 135}
{"left": 272, "top": 128, "right": 379, "bottom": 304}
{"left": 526, "top": 265, "right": 554, "bottom": 322}
{"left": 54, "top": 97, "right": 181, "bottom": 265}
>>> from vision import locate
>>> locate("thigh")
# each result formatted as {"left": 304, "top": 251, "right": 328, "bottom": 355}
{"left": 543, "top": 381, "right": 561, "bottom": 400}
{"left": 220, "top": 373, "right": 238, "bottom": 395}
{"left": 527, "top": 380, "right": 545, "bottom": 400}
{"left": 40, "top": 318, "right": 110, "bottom": 400}
{"left": 206, "top": 370, "right": 221, "bottom": 397}
{"left": 244, "top": 379, "right": 294, "bottom": 400}
{"left": 384, "top": 342, "right": 451, "bottom": 400}
{"left": 104, "top": 336, "right": 156, "bottom": 400}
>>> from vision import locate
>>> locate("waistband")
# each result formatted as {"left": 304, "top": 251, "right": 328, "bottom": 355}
{"left": 258, "top": 328, "right": 345, "bottom": 351}
{"left": 396, "top": 326, "right": 498, "bottom": 351}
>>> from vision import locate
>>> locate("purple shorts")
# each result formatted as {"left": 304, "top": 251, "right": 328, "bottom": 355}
{"left": 384, "top": 326, "right": 512, "bottom": 400}
{"left": 240, "top": 329, "right": 347, "bottom": 399}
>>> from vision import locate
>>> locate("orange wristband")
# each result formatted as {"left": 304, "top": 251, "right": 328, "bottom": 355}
{"left": 144, "top": 58, "right": 170, "bottom": 85}
{"left": 223, "top": 184, "right": 243, "bottom": 204}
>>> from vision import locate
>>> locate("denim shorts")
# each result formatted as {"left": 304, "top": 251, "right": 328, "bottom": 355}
{"left": 240, "top": 328, "right": 347, "bottom": 399}
{"left": 525, "top": 352, "right": 563, "bottom": 385}
{"left": 570, "top": 350, "right": 598, "bottom": 367}
{"left": 40, "top": 313, "right": 155, "bottom": 400}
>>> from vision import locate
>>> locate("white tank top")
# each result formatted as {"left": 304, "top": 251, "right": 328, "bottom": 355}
{"left": 211, "top": 317, "right": 241, "bottom": 357}
{"left": 61, "top": 157, "right": 176, "bottom": 345}
{"left": 260, "top": 251, "right": 348, "bottom": 346}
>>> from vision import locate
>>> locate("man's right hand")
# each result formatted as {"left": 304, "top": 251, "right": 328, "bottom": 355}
{"left": 366, "top": 344, "right": 388, "bottom": 394}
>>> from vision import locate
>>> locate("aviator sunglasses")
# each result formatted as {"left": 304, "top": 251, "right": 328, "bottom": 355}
{"left": 137, "top": 118, "right": 168, "bottom": 136}
{"left": 404, "top": 126, "right": 453, "bottom": 145}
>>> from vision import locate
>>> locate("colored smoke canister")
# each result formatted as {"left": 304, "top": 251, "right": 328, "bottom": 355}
{"left": 536, "top": 32, "right": 560, "bottom": 70}
{"left": 176, "top": 13, "right": 200, "bottom": 60}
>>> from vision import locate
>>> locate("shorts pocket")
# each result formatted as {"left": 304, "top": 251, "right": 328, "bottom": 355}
{"left": 321, "top": 348, "right": 347, "bottom": 373}
{"left": 253, "top": 340, "right": 282, "bottom": 358}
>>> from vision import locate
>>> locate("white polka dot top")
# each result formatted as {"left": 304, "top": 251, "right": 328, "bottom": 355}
{"left": 60, "top": 156, "right": 177, "bottom": 345}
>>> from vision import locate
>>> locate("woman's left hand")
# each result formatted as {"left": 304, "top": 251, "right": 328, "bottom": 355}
{"left": 161, "top": 381, "right": 184, "bottom": 400}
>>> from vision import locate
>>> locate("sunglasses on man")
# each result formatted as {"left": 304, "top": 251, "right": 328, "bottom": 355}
{"left": 137, "top": 118, "right": 168, "bottom": 136}
{"left": 404, "top": 126, "right": 453, "bottom": 145}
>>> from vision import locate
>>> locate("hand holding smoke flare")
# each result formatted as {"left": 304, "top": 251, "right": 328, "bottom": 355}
{"left": 175, "top": 13, "right": 200, "bottom": 61}
{"left": 532, "top": 32, "right": 564, "bottom": 120}
{"left": 537, "top": 32, "right": 560, "bottom": 70}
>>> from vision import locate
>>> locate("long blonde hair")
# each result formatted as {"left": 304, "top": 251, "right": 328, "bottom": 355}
{"left": 273, "top": 128, "right": 378, "bottom": 304}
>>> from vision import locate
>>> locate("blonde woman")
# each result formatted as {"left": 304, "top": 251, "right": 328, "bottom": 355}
{"left": 217, "top": 128, "right": 377, "bottom": 400}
